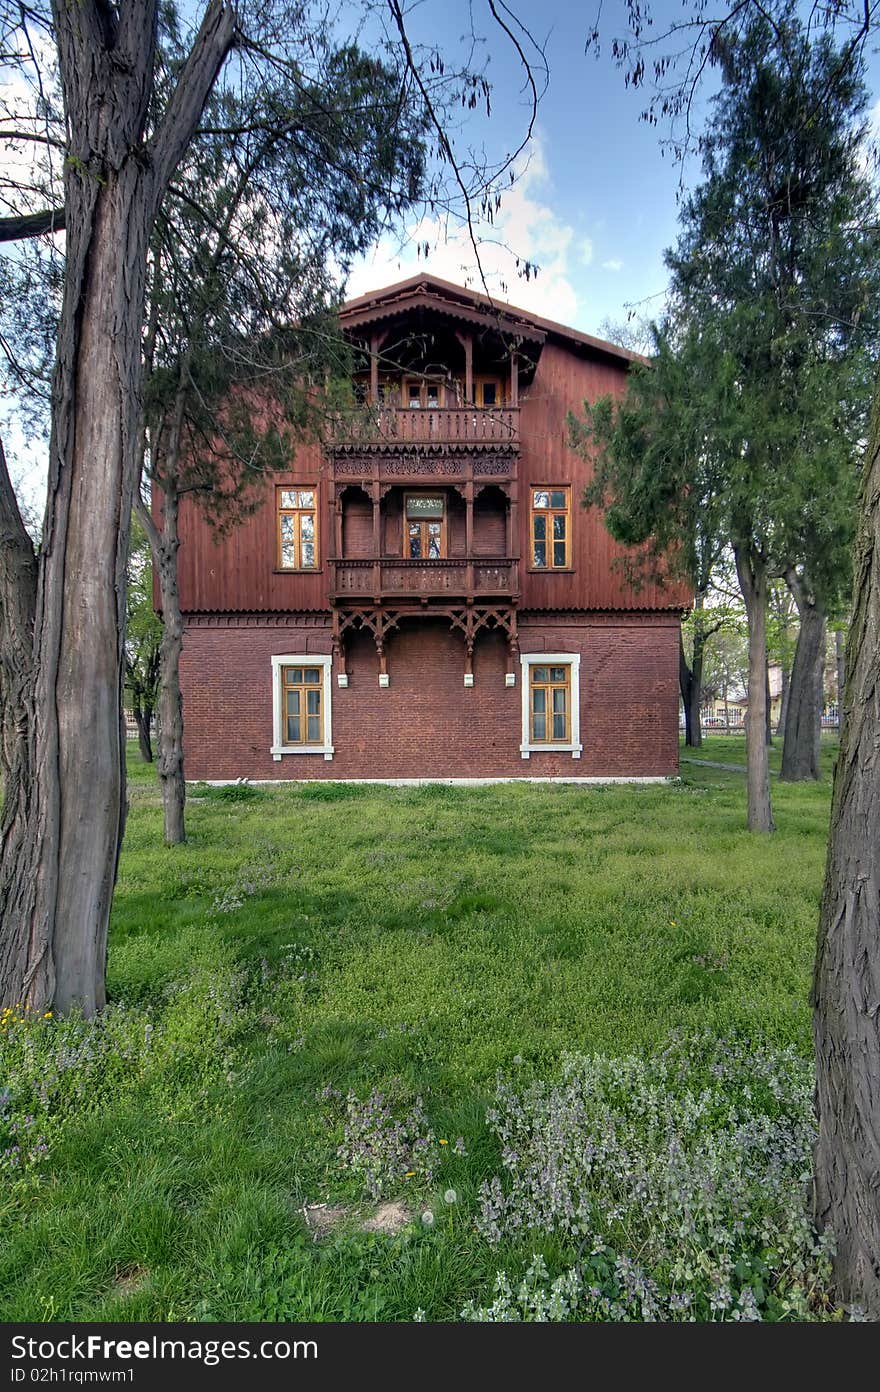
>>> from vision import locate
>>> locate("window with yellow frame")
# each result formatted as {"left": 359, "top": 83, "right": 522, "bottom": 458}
{"left": 530, "top": 486, "right": 571, "bottom": 569}
{"left": 277, "top": 487, "right": 318, "bottom": 570}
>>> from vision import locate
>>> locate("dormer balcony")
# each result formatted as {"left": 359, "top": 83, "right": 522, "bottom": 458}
{"left": 328, "top": 404, "right": 520, "bottom": 453}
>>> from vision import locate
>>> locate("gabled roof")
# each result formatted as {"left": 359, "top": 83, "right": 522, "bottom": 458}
{"left": 340, "top": 273, "right": 645, "bottom": 367}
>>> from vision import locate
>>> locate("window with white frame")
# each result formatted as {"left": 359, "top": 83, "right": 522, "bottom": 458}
{"left": 271, "top": 654, "right": 334, "bottom": 761}
{"left": 519, "top": 653, "right": 582, "bottom": 759}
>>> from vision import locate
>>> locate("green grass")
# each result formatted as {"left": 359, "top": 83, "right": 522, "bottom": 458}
{"left": 0, "top": 739, "right": 837, "bottom": 1321}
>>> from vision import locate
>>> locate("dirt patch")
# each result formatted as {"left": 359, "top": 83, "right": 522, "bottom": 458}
{"left": 111, "top": 1265, "right": 150, "bottom": 1299}
{"left": 361, "top": 1200, "right": 410, "bottom": 1234}
{"left": 303, "top": 1202, "right": 349, "bottom": 1239}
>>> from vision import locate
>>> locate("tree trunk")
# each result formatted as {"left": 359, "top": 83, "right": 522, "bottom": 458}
{"left": 0, "top": 441, "right": 39, "bottom": 1002}
{"left": 813, "top": 387, "right": 880, "bottom": 1317}
{"left": 835, "top": 626, "right": 846, "bottom": 746}
{"left": 776, "top": 666, "right": 790, "bottom": 737}
{"left": 134, "top": 704, "right": 153, "bottom": 763}
{"left": 136, "top": 485, "right": 186, "bottom": 845}
{"left": 781, "top": 573, "right": 826, "bottom": 782}
{"left": 0, "top": 1, "right": 235, "bottom": 1014}
{"left": 734, "top": 542, "right": 774, "bottom": 832}
{"left": 679, "top": 631, "right": 703, "bottom": 748}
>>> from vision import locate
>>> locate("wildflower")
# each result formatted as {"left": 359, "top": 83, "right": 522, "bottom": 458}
{"left": 421, "top": 1210, "right": 435, "bottom": 1227}
{"left": 405, "top": 1171, "right": 415, "bottom": 1179}
{"left": 453, "top": 1137, "right": 467, "bottom": 1156}
{"left": 439, "top": 1138, "right": 448, "bottom": 1146}
{"left": 444, "top": 1189, "right": 458, "bottom": 1205}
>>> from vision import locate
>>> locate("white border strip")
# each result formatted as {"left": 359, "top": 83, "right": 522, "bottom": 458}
{"left": 193, "top": 775, "right": 673, "bottom": 787}
{"left": 270, "top": 653, "right": 334, "bottom": 761}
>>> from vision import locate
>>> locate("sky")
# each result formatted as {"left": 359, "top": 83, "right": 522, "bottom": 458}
{"left": 346, "top": 0, "right": 719, "bottom": 336}
{"left": 5, "top": 0, "right": 880, "bottom": 506}
{"left": 346, "top": 0, "right": 880, "bottom": 339}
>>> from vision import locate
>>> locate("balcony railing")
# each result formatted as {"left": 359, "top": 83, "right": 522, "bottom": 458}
{"left": 329, "top": 405, "right": 520, "bottom": 450}
{"left": 330, "top": 556, "right": 519, "bottom": 600}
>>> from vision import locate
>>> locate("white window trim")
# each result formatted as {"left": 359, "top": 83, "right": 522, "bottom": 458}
{"left": 520, "top": 652, "right": 582, "bottom": 759}
{"left": 271, "top": 654, "right": 334, "bottom": 761}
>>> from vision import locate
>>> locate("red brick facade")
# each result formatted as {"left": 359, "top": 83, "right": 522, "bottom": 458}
{"left": 180, "top": 613, "right": 680, "bottom": 781}
{"left": 173, "top": 275, "right": 688, "bottom": 782}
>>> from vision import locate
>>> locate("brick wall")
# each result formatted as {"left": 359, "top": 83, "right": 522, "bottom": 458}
{"left": 180, "top": 614, "right": 680, "bottom": 780}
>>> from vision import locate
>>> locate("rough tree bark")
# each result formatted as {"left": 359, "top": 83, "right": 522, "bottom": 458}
{"left": 0, "top": 0, "right": 236, "bottom": 1015}
{"left": 813, "top": 392, "right": 880, "bottom": 1317}
{"left": 135, "top": 476, "right": 186, "bottom": 846}
{"left": 781, "top": 569, "right": 826, "bottom": 782}
{"left": 734, "top": 540, "right": 774, "bottom": 832}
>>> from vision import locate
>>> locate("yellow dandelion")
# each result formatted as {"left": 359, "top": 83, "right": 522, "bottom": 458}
{"left": 405, "top": 1171, "right": 415, "bottom": 1178}
{"left": 439, "top": 1139, "right": 448, "bottom": 1146}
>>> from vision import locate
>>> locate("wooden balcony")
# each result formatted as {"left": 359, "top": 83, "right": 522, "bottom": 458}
{"left": 330, "top": 556, "right": 519, "bottom": 601}
{"left": 328, "top": 405, "right": 520, "bottom": 452}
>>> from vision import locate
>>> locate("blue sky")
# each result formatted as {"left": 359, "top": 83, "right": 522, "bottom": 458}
{"left": 347, "top": 0, "right": 880, "bottom": 337}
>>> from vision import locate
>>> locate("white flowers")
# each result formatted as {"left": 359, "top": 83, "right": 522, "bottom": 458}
{"left": 444, "top": 1188, "right": 458, "bottom": 1205}
{"left": 421, "top": 1210, "right": 434, "bottom": 1227}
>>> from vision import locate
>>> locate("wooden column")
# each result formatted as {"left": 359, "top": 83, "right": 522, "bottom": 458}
{"left": 509, "top": 349, "right": 519, "bottom": 406}
{"left": 454, "top": 330, "right": 474, "bottom": 403}
{"left": 370, "top": 333, "right": 380, "bottom": 402}
{"left": 371, "top": 482, "right": 381, "bottom": 596}
{"left": 334, "top": 490, "right": 343, "bottom": 560}
{"left": 465, "top": 481, "right": 474, "bottom": 597}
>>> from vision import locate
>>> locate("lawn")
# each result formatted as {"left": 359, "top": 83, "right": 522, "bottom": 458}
{"left": 0, "top": 739, "right": 838, "bottom": 1321}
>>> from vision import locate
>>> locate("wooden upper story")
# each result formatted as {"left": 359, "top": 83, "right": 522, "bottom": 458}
{"left": 174, "top": 275, "right": 691, "bottom": 615}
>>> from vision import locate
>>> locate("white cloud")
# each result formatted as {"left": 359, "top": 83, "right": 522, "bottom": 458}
{"left": 602, "top": 258, "right": 623, "bottom": 272}
{"left": 579, "top": 237, "right": 594, "bottom": 266}
{"left": 345, "top": 136, "right": 582, "bottom": 325}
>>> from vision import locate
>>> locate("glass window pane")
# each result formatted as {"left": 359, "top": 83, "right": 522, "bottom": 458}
{"left": 280, "top": 490, "right": 297, "bottom": 508}
{"left": 280, "top": 514, "right": 295, "bottom": 541}
{"left": 532, "top": 680, "right": 548, "bottom": 700}
{"left": 286, "top": 716, "right": 301, "bottom": 743}
{"left": 301, "top": 513, "right": 315, "bottom": 541}
{"left": 553, "top": 514, "right": 566, "bottom": 539}
{"left": 290, "top": 668, "right": 303, "bottom": 684}
{"left": 307, "top": 714, "right": 321, "bottom": 741}
{"left": 408, "top": 385, "right": 421, "bottom": 407}
{"left": 552, "top": 712, "right": 567, "bottom": 740}
{"left": 428, "top": 535, "right": 441, "bottom": 560}
{"left": 406, "top": 496, "right": 444, "bottom": 518}
{"left": 550, "top": 490, "right": 568, "bottom": 509}
{"left": 409, "top": 524, "right": 422, "bottom": 559}
{"left": 553, "top": 541, "right": 567, "bottom": 567}
{"left": 533, "top": 489, "right": 550, "bottom": 508}
{"left": 280, "top": 543, "right": 296, "bottom": 568}
{"left": 306, "top": 691, "right": 321, "bottom": 716}
{"left": 550, "top": 667, "right": 568, "bottom": 683}
{"left": 552, "top": 687, "right": 567, "bottom": 712}
{"left": 482, "top": 382, "right": 497, "bottom": 405}
{"left": 304, "top": 669, "right": 321, "bottom": 684}
{"left": 532, "top": 711, "right": 547, "bottom": 741}
{"left": 533, "top": 541, "right": 546, "bottom": 567}
{"left": 301, "top": 541, "right": 316, "bottom": 568}
{"left": 298, "top": 490, "right": 315, "bottom": 507}
{"left": 286, "top": 690, "right": 300, "bottom": 717}
{"left": 533, "top": 514, "right": 546, "bottom": 540}
{"left": 426, "top": 385, "right": 439, "bottom": 406}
